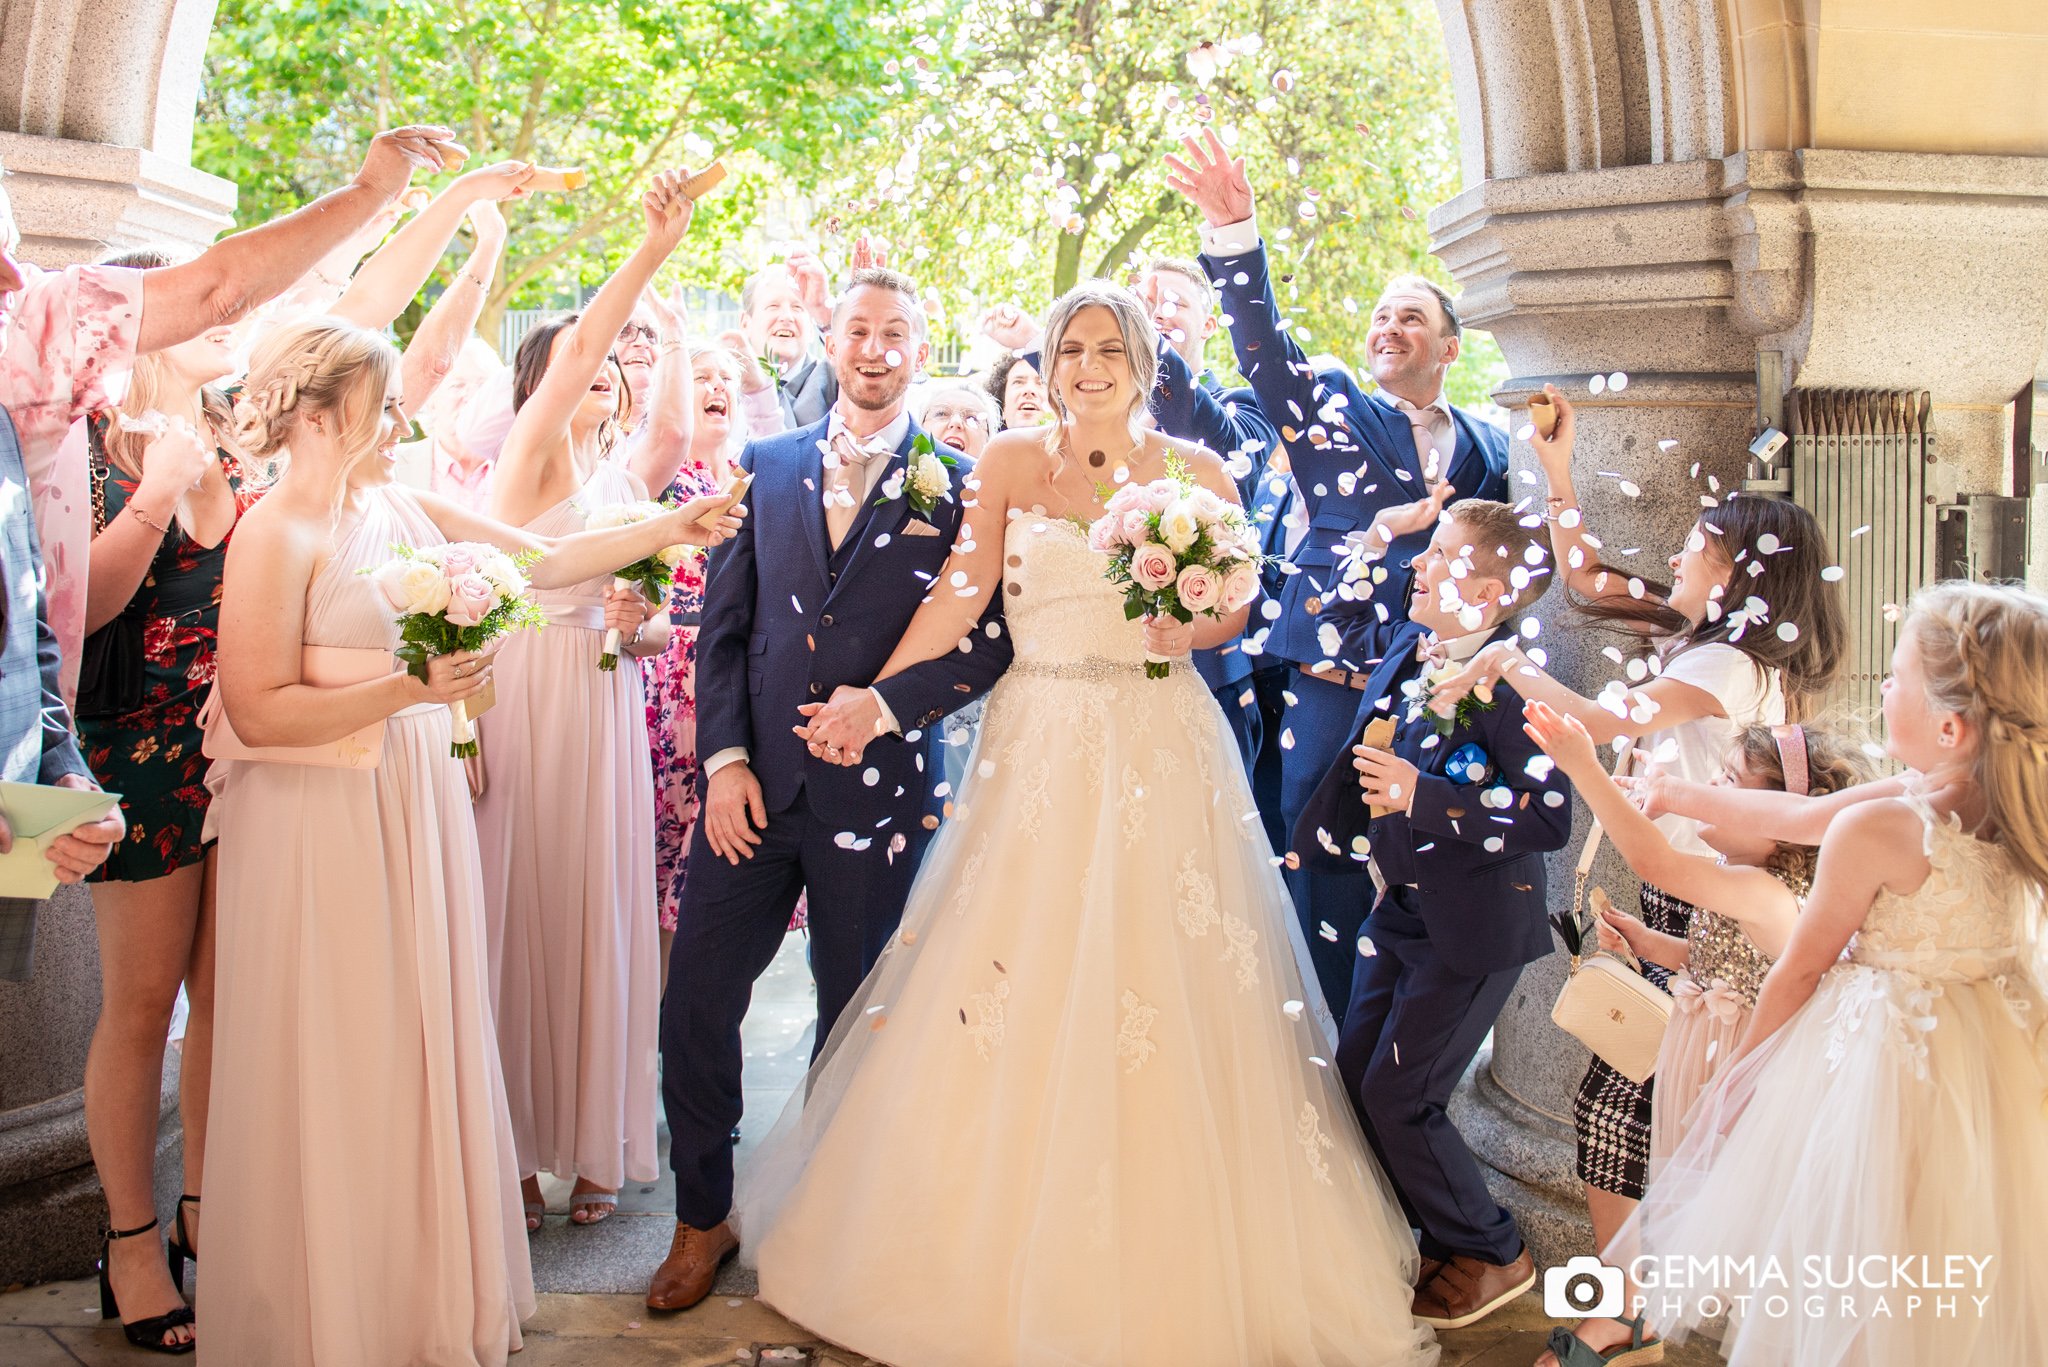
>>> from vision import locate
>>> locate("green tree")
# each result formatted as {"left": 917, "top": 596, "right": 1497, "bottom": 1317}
{"left": 197, "top": 0, "right": 930, "bottom": 340}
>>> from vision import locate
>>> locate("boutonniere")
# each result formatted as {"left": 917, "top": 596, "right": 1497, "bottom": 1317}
{"left": 1405, "top": 661, "right": 1496, "bottom": 737}
{"left": 876, "top": 433, "right": 957, "bottom": 516}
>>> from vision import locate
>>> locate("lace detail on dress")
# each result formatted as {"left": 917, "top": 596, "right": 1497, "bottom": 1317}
{"left": 1018, "top": 759, "right": 1052, "bottom": 840}
{"left": 1221, "top": 909, "right": 1261, "bottom": 990}
{"left": 1822, "top": 967, "right": 1941, "bottom": 1082}
{"left": 1176, "top": 850, "right": 1221, "bottom": 939}
{"left": 1850, "top": 789, "right": 2031, "bottom": 986}
{"left": 965, "top": 977, "right": 1010, "bottom": 1061}
{"left": 1297, "top": 1103, "right": 1335, "bottom": 1186}
{"left": 1117, "top": 990, "right": 1160, "bottom": 1073}
{"left": 953, "top": 834, "right": 990, "bottom": 916}
{"left": 1120, "top": 765, "right": 1148, "bottom": 847}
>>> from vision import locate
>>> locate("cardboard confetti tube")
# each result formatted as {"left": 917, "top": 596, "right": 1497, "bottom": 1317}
{"left": 1528, "top": 392, "right": 1558, "bottom": 439}
{"left": 1361, "top": 717, "right": 1399, "bottom": 818}
{"left": 526, "top": 166, "right": 588, "bottom": 193}
{"left": 682, "top": 160, "right": 728, "bottom": 200}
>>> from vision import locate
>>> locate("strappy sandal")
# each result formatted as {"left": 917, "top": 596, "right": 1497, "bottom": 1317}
{"left": 523, "top": 1199, "right": 545, "bottom": 1233}
{"left": 98, "top": 1218, "right": 196, "bottom": 1355}
{"left": 1543, "top": 1316, "right": 1664, "bottom": 1366}
{"left": 167, "top": 1195, "right": 199, "bottom": 1293}
{"left": 568, "top": 1190, "right": 618, "bottom": 1226}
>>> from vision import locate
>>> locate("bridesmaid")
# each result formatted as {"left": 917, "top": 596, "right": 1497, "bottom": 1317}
{"left": 477, "top": 169, "right": 702, "bottom": 1229}
{"left": 204, "top": 316, "right": 738, "bottom": 1366}
{"left": 642, "top": 344, "right": 743, "bottom": 987}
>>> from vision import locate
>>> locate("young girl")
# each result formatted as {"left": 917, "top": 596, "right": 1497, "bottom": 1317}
{"left": 1525, "top": 712, "right": 1874, "bottom": 1160}
{"left": 1427, "top": 388, "right": 1848, "bottom": 1367}
{"left": 1614, "top": 580, "right": 2048, "bottom": 1365}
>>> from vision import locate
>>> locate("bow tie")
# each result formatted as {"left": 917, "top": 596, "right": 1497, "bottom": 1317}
{"left": 828, "top": 429, "right": 893, "bottom": 469}
{"left": 1415, "top": 635, "right": 1450, "bottom": 669}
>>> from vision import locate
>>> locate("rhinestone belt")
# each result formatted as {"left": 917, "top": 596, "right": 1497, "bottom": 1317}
{"left": 1010, "top": 656, "right": 1171, "bottom": 681}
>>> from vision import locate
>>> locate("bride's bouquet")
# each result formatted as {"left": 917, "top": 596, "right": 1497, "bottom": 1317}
{"left": 583, "top": 500, "right": 694, "bottom": 671}
{"left": 369, "top": 542, "right": 543, "bottom": 757}
{"left": 1087, "top": 458, "right": 1264, "bottom": 678}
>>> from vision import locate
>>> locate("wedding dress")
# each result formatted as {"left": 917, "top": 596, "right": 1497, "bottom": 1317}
{"left": 737, "top": 512, "right": 1438, "bottom": 1367}
{"left": 1625, "top": 785, "right": 2048, "bottom": 1365}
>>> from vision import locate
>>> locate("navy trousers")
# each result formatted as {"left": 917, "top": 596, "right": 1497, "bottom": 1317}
{"left": 1278, "top": 666, "right": 1376, "bottom": 1014}
{"left": 1335, "top": 888, "right": 1525, "bottom": 1265}
{"left": 660, "top": 789, "right": 927, "bottom": 1228}
{"left": 1213, "top": 677, "right": 1260, "bottom": 775}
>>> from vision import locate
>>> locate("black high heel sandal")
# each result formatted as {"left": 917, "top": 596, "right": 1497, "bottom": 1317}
{"left": 167, "top": 1194, "right": 199, "bottom": 1294}
{"left": 97, "top": 1217, "right": 195, "bottom": 1355}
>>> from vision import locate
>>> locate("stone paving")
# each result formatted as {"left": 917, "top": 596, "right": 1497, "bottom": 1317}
{"left": 0, "top": 934, "right": 1719, "bottom": 1364}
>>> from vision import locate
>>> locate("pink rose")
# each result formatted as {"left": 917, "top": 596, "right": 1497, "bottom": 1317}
{"left": 1176, "top": 563, "right": 1222, "bottom": 613}
{"left": 439, "top": 544, "right": 478, "bottom": 578}
{"left": 1120, "top": 508, "right": 1153, "bottom": 543}
{"left": 1139, "top": 480, "right": 1177, "bottom": 514}
{"left": 1087, "top": 515, "right": 1121, "bottom": 553}
{"left": 1220, "top": 562, "right": 1261, "bottom": 612}
{"left": 1129, "top": 542, "right": 1178, "bottom": 592}
{"left": 1104, "top": 484, "right": 1145, "bottom": 515}
{"left": 443, "top": 572, "right": 497, "bottom": 628}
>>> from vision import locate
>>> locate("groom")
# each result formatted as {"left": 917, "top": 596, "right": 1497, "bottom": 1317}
{"left": 649, "top": 268, "right": 1012, "bottom": 1312}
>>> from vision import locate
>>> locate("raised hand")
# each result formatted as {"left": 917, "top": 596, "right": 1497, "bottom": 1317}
{"left": 849, "top": 234, "right": 890, "bottom": 273}
{"left": 662, "top": 492, "right": 746, "bottom": 547}
{"left": 642, "top": 169, "right": 695, "bottom": 247}
{"left": 1360, "top": 482, "right": 1456, "bottom": 553}
{"left": 1162, "top": 128, "right": 1254, "bottom": 227}
{"left": 1521, "top": 698, "right": 1599, "bottom": 774}
{"left": 784, "top": 250, "right": 833, "bottom": 325}
{"left": 980, "top": 302, "right": 1041, "bottom": 352}
{"left": 465, "top": 198, "right": 508, "bottom": 248}
{"left": 136, "top": 417, "right": 215, "bottom": 504}
{"left": 1527, "top": 383, "right": 1576, "bottom": 481}
{"left": 716, "top": 328, "right": 775, "bottom": 393}
{"left": 456, "top": 160, "right": 536, "bottom": 204}
{"left": 354, "top": 125, "right": 465, "bottom": 200}
{"left": 638, "top": 283, "right": 683, "bottom": 342}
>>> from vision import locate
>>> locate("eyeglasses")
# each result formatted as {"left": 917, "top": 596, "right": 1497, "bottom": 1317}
{"left": 925, "top": 407, "right": 989, "bottom": 430}
{"left": 617, "top": 323, "right": 659, "bottom": 346}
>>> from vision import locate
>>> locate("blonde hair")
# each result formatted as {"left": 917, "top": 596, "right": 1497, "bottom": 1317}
{"left": 234, "top": 317, "right": 399, "bottom": 489}
{"left": 1904, "top": 580, "right": 2048, "bottom": 896}
{"left": 1038, "top": 282, "right": 1159, "bottom": 452}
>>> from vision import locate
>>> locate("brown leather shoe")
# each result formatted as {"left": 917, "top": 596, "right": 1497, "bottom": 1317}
{"left": 1411, "top": 1248, "right": 1536, "bottom": 1329}
{"left": 645, "top": 1220, "right": 739, "bottom": 1312}
{"left": 1414, "top": 1255, "right": 1447, "bottom": 1291}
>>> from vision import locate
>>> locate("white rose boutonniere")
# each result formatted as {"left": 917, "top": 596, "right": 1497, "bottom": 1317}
{"left": 882, "top": 433, "right": 958, "bottom": 517}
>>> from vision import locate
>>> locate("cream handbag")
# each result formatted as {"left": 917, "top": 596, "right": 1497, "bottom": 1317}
{"left": 1549, "top": 742, "right": 1671, "bottom": 1084}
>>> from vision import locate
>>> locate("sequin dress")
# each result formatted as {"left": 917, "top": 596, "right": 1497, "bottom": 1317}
{"left": 737, "top": 515, "right": 1438, "bottom": 1367}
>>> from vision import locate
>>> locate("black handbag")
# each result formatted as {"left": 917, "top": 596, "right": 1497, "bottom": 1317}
{"left": 74, "top": 453, "right": 146, "bottom": 719}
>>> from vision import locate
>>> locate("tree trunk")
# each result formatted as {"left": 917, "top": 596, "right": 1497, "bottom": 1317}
{"left": 1052, "top": 228, "right": 1086, "bottom": 297}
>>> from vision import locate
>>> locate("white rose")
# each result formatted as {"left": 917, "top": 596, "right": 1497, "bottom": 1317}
{"left": 1157, "top": 499, "right": 1200, "bottom": 554}
{"left": 909, "top": 450, "right": 951, "bottom": 502}
{"left": 1189, "top": 486, "right": 1228, "bottom": 522}
{"left": 375, "top": 558, "right": 452, "bottom": 616}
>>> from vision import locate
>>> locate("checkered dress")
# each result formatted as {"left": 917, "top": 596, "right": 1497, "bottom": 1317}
{"left": 1572, "top": 879, "right": 1693, "bottom": 1199}
{"left": 0, "top": 408, "right": 92, "bottom": 979}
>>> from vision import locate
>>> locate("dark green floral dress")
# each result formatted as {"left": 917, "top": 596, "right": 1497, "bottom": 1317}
{"left": 79, "top": 414, "right": 258, "bottom": 882}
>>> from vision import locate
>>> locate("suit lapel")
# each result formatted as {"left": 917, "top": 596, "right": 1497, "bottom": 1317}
{"left": 1443, "top": 408, "right": 1488, "bottom": 497}
{"left": 826, "top": 424, "right": 921, "bottom": 600}
{"left": 798, "top": 419, "right": 834, "bottom": 588}
{"left": 1362, "top": 392, "right": 1429, "bottom": 489}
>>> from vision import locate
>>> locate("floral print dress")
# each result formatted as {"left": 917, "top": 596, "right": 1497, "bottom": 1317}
{"left": 79, "top": 415, "right": 257, "bottom": 881}
{"left": 642, "top": 466, "right": 718, "bottom": 931}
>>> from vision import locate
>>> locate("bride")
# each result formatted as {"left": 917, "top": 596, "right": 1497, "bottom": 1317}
{"left": 736, "top": 282, "right": 1438, "bottom": 1366}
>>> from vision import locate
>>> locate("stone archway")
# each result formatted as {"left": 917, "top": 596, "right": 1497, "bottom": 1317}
{"left": 1, "top": 0, "right": 2046, "bottom": 1281}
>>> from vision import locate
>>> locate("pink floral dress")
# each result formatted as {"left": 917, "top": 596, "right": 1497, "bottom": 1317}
{"left": 642, "top": 465, "right": 719, "bottom": 931}
{"left": 0, "top": 263, "right": 144, "bottom": 707}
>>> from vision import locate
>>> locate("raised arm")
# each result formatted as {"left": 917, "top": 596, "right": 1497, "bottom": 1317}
{"left": 84, "top": 420, "right": 215, "bottom": 632}
{"left": 619, "top": 287, "right": 695, "bottom": 497}
{"left": 489, "top": 170, "right": 696, "bottom": 523}
{"left": 332, "top": 161, "right": 532, "bottom": 333}
{"left": 1431, "top": 639, "right": 1725, "bottom": 748}
{"left": 1525, "top": 701, "right": 1800, "bottom": 953}
{"left": 398, "top": 201, "right": 507, "bottom": 417}
{"left": 137, "top": 126, "right": 461, "bottom": 354}
{"left": 1626, "top": 770, "right": 1910, "bottom": 847}
{"left": 412, "top": 484, "right": 740, "bottom": 590}
{"left": 1527, "top": 386, "right": 1646, "bottom": 606}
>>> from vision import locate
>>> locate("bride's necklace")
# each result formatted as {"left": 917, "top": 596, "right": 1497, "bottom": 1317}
{"left": 1055, "top": 431, "right": 1144, "bottom": 501}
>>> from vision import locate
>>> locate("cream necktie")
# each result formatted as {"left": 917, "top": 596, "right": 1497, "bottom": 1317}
{"left": 1395, "top": 398, "right": 1449, "bottom": 491}
{"left": 825, "top": 430, "right": 888, "bottom": 549}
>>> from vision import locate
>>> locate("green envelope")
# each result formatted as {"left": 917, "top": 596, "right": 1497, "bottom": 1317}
{"left": 0, "top": 781, "right": 122, "bottom": 899}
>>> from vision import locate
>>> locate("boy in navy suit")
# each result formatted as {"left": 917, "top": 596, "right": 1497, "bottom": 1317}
{"left": 1295, "top": 497, "right": 1573, "bottom": 1331}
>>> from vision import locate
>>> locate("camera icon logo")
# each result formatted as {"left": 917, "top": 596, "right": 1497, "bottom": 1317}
{"left": 1544, "top": 1255, "right": 1624, "bottom": 1318}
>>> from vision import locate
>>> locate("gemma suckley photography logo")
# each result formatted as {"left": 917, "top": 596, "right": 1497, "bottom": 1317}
{"left": 1550, "top": 1253, "right": 1999, "bottom": 1323}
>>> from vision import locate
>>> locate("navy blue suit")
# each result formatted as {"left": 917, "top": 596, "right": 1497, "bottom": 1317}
{"left": 1294, "top": 620, "right": 1572, "bottom": 1265}
{"left": 662, "top": 414, "right": 1012, "bottom": 1228}
{"left": 1203, "top": 238, "right": 1511, "bottom": 1013}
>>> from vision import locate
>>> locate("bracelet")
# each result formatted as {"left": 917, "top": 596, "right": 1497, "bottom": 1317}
{"left": 460, "top": 272, "right": 490, "bottom": 290}
{"left": 658, "top": 339, "right": 686, "bottom": 356}
{"left": 127, "top": 503, "right": 171, "bottom": 535}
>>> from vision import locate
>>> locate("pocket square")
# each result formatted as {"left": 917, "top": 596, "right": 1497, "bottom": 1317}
{"left": 902, "top": 519, "right": 943, "bottom": 537}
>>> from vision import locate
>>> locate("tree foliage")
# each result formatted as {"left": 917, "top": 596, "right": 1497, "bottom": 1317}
{"left": 196, "top": 0, "right": 1506, "bottom": 403}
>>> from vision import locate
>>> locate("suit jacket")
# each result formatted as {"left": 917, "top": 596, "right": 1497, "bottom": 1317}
{"left": 1293, "top": 620, "right": 1572, "bottom": 977}
{"left": 695, "top": 415, "right": 1013, "bottom": 816}
{"left": 777, "top": 354, "right": 839, "bottom": 429}
{"left": 1202, "top": 241, "right": 1510, "bottom": 673}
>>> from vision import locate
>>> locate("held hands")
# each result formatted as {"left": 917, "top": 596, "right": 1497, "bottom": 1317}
{"left": 1140, "top": 614, "right": 1195, "bottom": 659}
{"left": 980, "top": 302, "right": 1042, "bottom": 353}
{"left": 1520, "top": 699, "right": 1601, "bottom": 775}
{"left": 355, "top": 126, "right": 466, "bottom": 201}
{"left": 405, "top": 647, "right": 497, "bottom": 706}
{"left": 33, "top": 775, "right": 125, "bottom": 885}
{"left": 1162, "top": 128, "right": 1254, "bottom": 228}
{"left": 794, "top": 685, "right": 885, "bottom": 766}
{"left": 1352, "top": 745, "right": 1419, "bottom": 815}
{"left": 704, "top": 762, "right": 767, "bottom": 863}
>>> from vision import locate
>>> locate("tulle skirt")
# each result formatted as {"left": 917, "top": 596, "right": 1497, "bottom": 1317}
{"left": 737, "top": 664, "right": 1437, "bottom": 1367}
{"left": 1620, "top": 961, "right": 2048, "bottom": 1366}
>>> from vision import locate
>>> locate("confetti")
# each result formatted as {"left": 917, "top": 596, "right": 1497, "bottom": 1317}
{"left": 1607, "top": 372, "right": 1629, "bottom": 391}
{"left": 1283, "top": 1000, "right": 1306, "bottom": 1020}
{"left": 1821, "top": 565, "right": 1845, "bottom": 582}
{"left": 1319, "top": 921, "right": 1339, "bottom": 942}
{"left": 1588, "top": 373, "right": 1607, "bottom": 395}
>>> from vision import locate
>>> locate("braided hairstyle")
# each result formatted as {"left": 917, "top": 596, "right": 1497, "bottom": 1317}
{"left": 1905, "top": 580, "right": 2048, "bottom": 897}
{"left": 234, "top": 317, "right": 399, "bottom": 488}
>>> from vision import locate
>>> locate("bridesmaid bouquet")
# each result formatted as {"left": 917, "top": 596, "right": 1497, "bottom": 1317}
{"left": 369, "top": 542, "right": 543, "bottom": 757}
{"left": 1087, "top": 457, "right": 1264, "bottom": 678}
{"left": 583, "top": 500, "right": 694, "bottom": 671}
